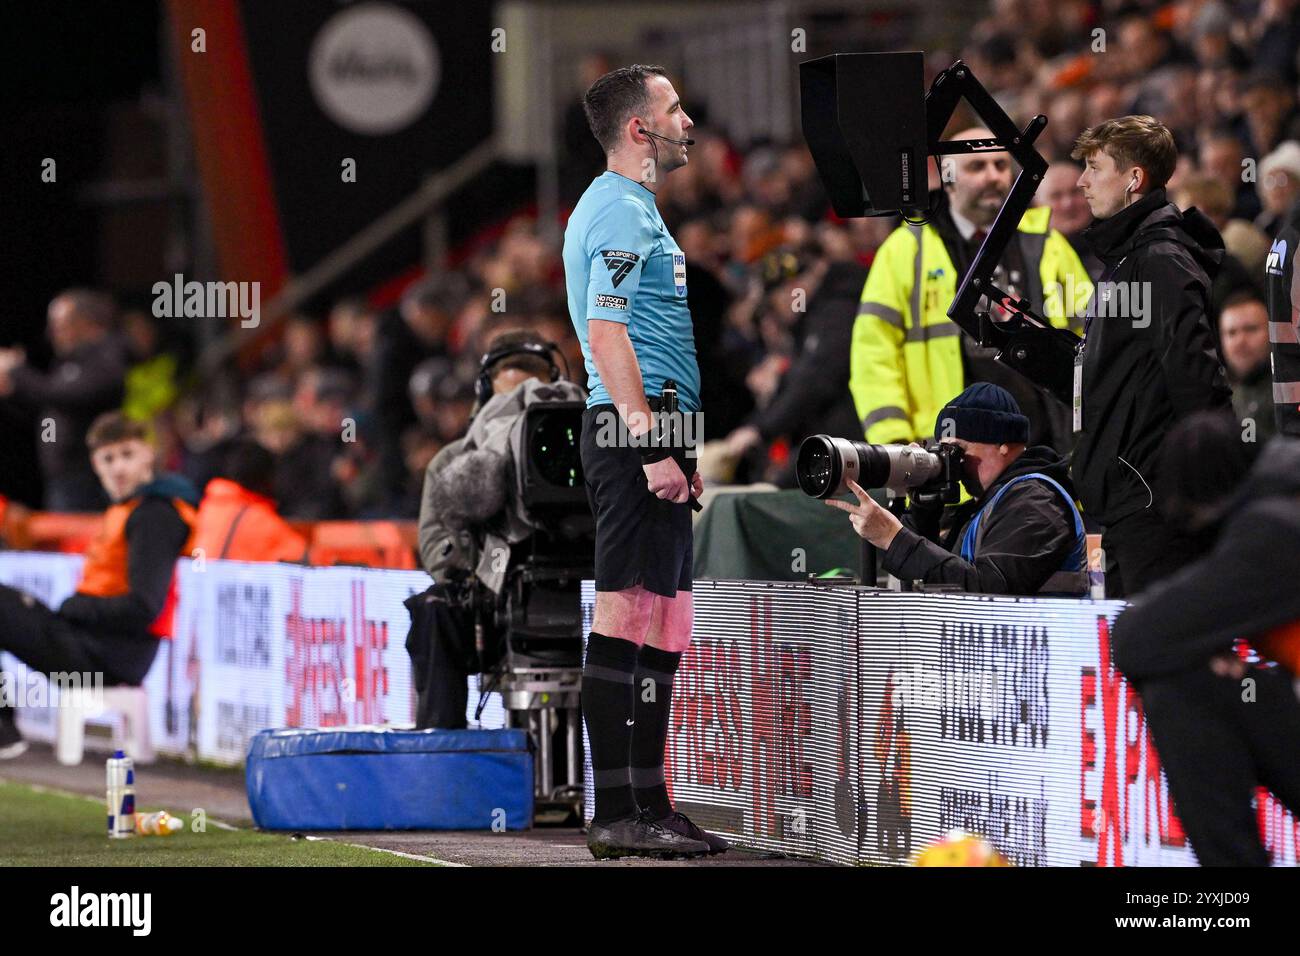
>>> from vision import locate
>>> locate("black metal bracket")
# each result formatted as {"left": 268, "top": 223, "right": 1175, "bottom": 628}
{"left": 925, "top": 60, "right": 1081, "bottom": 404}
{"left": 858, "top": 496, "right": 910, "bottom": 588}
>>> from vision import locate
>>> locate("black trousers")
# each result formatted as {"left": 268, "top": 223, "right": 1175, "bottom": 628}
{"left": 1137, "top": 664, "right": 1300, "bottom": 865}
{"left": 404, "top": 583, "right": 494, "bottom": 730}
{"left": 1101, "top": 507, "right": 1210, "bottom": 599}
{"left": 0, "top": 584, "right": 161, "bottom": 725}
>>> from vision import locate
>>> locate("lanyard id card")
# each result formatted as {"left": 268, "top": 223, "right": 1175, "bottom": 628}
{"left": 1072, "top": 344, "right": 1084, "bottom": 433}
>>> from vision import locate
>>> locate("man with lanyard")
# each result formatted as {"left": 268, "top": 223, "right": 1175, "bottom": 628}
{"left": 1070, "top": 116, "right": 1233, "bottom": 598}
{"left": 563, "top": 64, "right": 725, "bottom": 859}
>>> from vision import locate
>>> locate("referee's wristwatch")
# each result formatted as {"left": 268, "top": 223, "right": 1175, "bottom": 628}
{"left": 638, "top": 430, "right": 672, "bottom": 464}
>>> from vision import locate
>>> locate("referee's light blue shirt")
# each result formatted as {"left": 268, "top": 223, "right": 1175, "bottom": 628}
{"left": 563, "top": 170, "right": 701, "bottom": 412}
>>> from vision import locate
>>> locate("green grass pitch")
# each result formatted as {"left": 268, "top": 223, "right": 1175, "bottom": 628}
{"left": 0, "top": 781, "right": 436, "bottom": 867}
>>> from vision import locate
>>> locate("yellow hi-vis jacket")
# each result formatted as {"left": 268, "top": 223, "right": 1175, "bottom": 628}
{"left": 850, "top": 207, "right": 1093, "bottom": 444}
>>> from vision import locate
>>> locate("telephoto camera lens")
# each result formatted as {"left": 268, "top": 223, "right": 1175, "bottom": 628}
{"left": 795, "top": 435, "right": 945, "bottom": 498}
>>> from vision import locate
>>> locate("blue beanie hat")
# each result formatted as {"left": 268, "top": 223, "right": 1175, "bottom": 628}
{"left": 934, "top": 383, "right": 1029, "bottom": 445}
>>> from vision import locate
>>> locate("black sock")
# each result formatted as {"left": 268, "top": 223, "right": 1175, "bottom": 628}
{"left": 581, "top": 632, "right": 639, "bottom": 824}
{"left": 631, "top": 644, "right": 682, "bottom": 819}
{"left": 0, "top": 701, "right": 20, "bottom": 741}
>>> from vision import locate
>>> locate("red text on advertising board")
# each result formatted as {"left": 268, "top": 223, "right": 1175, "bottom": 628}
{"left": 667, "top": 636, "right": 744, "bottom": 795}
{"left": 750, "top": 596, "right": 814, "bottom": 837}
{"left": 284, "top": 578, "right": 348, "bottom": 727}
{"left": 1080, "top": 614, "right": 1186, "bottom": 865}
{"left": 350, "top": 579, "right": 389, "bottom": 725}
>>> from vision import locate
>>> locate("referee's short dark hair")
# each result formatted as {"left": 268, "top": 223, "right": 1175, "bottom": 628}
{"left": 583, "top": 64, "right": 668, "bottom": 154}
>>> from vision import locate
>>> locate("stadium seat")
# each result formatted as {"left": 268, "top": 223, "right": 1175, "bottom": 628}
{"left": 56, "top": 684, "right": 154, "bottom": 766}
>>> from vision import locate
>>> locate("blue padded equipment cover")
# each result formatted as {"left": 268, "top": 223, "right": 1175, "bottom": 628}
{"left": 246, "top": 727, "right": 533, "bottom": 831}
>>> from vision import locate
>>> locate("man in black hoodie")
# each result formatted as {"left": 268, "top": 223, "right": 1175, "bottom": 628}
{"left": 1072, "top": 116, "right": 1234, "bottom": 597}
{"left": 1112, "top": 415, "right": 1300, "bottom": 865}
{"left": 827, "top": 384, "right": 1087, "bottom": 596}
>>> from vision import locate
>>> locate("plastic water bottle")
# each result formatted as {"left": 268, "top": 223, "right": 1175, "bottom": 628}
{"left": 106, "top": 751, "right": 135, "bottom": 839}
{"left": 134, "top": 810, "right": 184, "bottom": 836}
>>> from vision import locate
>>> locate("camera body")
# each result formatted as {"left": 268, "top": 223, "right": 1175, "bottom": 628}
{"left": 796, "top": 434, "right": 965, "bottom": 504}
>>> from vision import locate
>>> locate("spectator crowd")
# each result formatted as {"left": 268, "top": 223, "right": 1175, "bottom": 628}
{"left": 2, "top": 0, "right": 1298, "bottom": 517}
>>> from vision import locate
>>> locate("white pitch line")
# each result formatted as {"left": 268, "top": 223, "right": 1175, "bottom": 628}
{"left": 9, "top": 780, "right": 103, "bottom": 807}
{"left": 4, "top": 777, "right": 460, "bottom": 864}
{"left": 5, "top": 777, "right": 275, "bottom": 836}
{"left": 302, "top": 834, "right": 463, "bottom": 866}
{"left": 4, "top": 777, "right": 242, "bottom": 828}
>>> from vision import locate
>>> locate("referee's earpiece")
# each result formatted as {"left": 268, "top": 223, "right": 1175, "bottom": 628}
{"left": 1126, "top": 173, "right": 1138, "bottom": 195}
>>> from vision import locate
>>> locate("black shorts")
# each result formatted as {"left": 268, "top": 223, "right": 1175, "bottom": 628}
{"left": 0, "top": 584, "right": 161, "bottom": 686}
{"left": 581, "top": 403, "right": 696, "bottom": 598}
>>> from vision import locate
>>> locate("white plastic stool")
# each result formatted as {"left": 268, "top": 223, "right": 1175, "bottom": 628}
{"left": 56, "top": 685, "right": 154, "bottom": 766}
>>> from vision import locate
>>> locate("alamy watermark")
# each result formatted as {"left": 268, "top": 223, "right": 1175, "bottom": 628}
{"left": 1040, "top": 274, "right": 1151, "bottom": 328}
{"left": 592, "top": 405, "right": 703, "bottom": 458}
{"left": 50, "top": 886, "right": 151, "bottom": 936}
{"left": 0, "top": 669, "right": 104, "bottom": 708}
{"left": 1089, "top": 279, "right": 1150, "bottom": 327}
{"left": 891, "top": 663, "right": 998, "bottom": 717}
{"left": 152, "top": 273, "right": 260, "bottom": 328}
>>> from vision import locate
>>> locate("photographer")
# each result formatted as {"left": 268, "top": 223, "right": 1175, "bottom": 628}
{"left": 409, "top": 329, "right": 585, "bottom": 729}
{"left": 826, "top": 383, "right": 1086, "bottom": 596}
{"left": 1112, "top": 415, "right": 1300, "bottom": 865}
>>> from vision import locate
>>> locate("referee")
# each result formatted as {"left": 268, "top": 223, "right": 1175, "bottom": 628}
{"left": 564, "top": 64, "right": 725, "bottom": 859}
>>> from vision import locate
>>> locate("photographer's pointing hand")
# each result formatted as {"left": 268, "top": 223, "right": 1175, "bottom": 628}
{"left": 825, "top": 478, "right": 903, "bottom": 550}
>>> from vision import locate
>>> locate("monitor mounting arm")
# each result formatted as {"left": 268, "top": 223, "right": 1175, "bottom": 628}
{"left": 925, "top": 60, "right": 1081, "bottom": 405}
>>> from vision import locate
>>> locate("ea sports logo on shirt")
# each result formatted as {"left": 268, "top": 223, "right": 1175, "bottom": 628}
{"left": 601, "top": 249, "right": 640, "bottom": 288}
{"left": 309, "top": 3, "right": 440, "bottom": 136}
{"left": 1266, "top": 237, "right": 1287, "bottom": 278}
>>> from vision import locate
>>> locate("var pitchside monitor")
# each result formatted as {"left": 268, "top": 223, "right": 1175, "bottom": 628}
{"left": 799, "top": 51, "right": 928, "bottom": 219}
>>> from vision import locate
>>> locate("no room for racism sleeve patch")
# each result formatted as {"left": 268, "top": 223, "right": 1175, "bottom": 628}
{"left": 594, "top": 293, "right": 628, "bottom": 311}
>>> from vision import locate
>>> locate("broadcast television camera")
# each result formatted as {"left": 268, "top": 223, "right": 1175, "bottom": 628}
{"left": 418, "top": 378, "right": 594, "bottom": 811}
{"left": 796, "top": 434, "right": 964, "bottom": 505}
